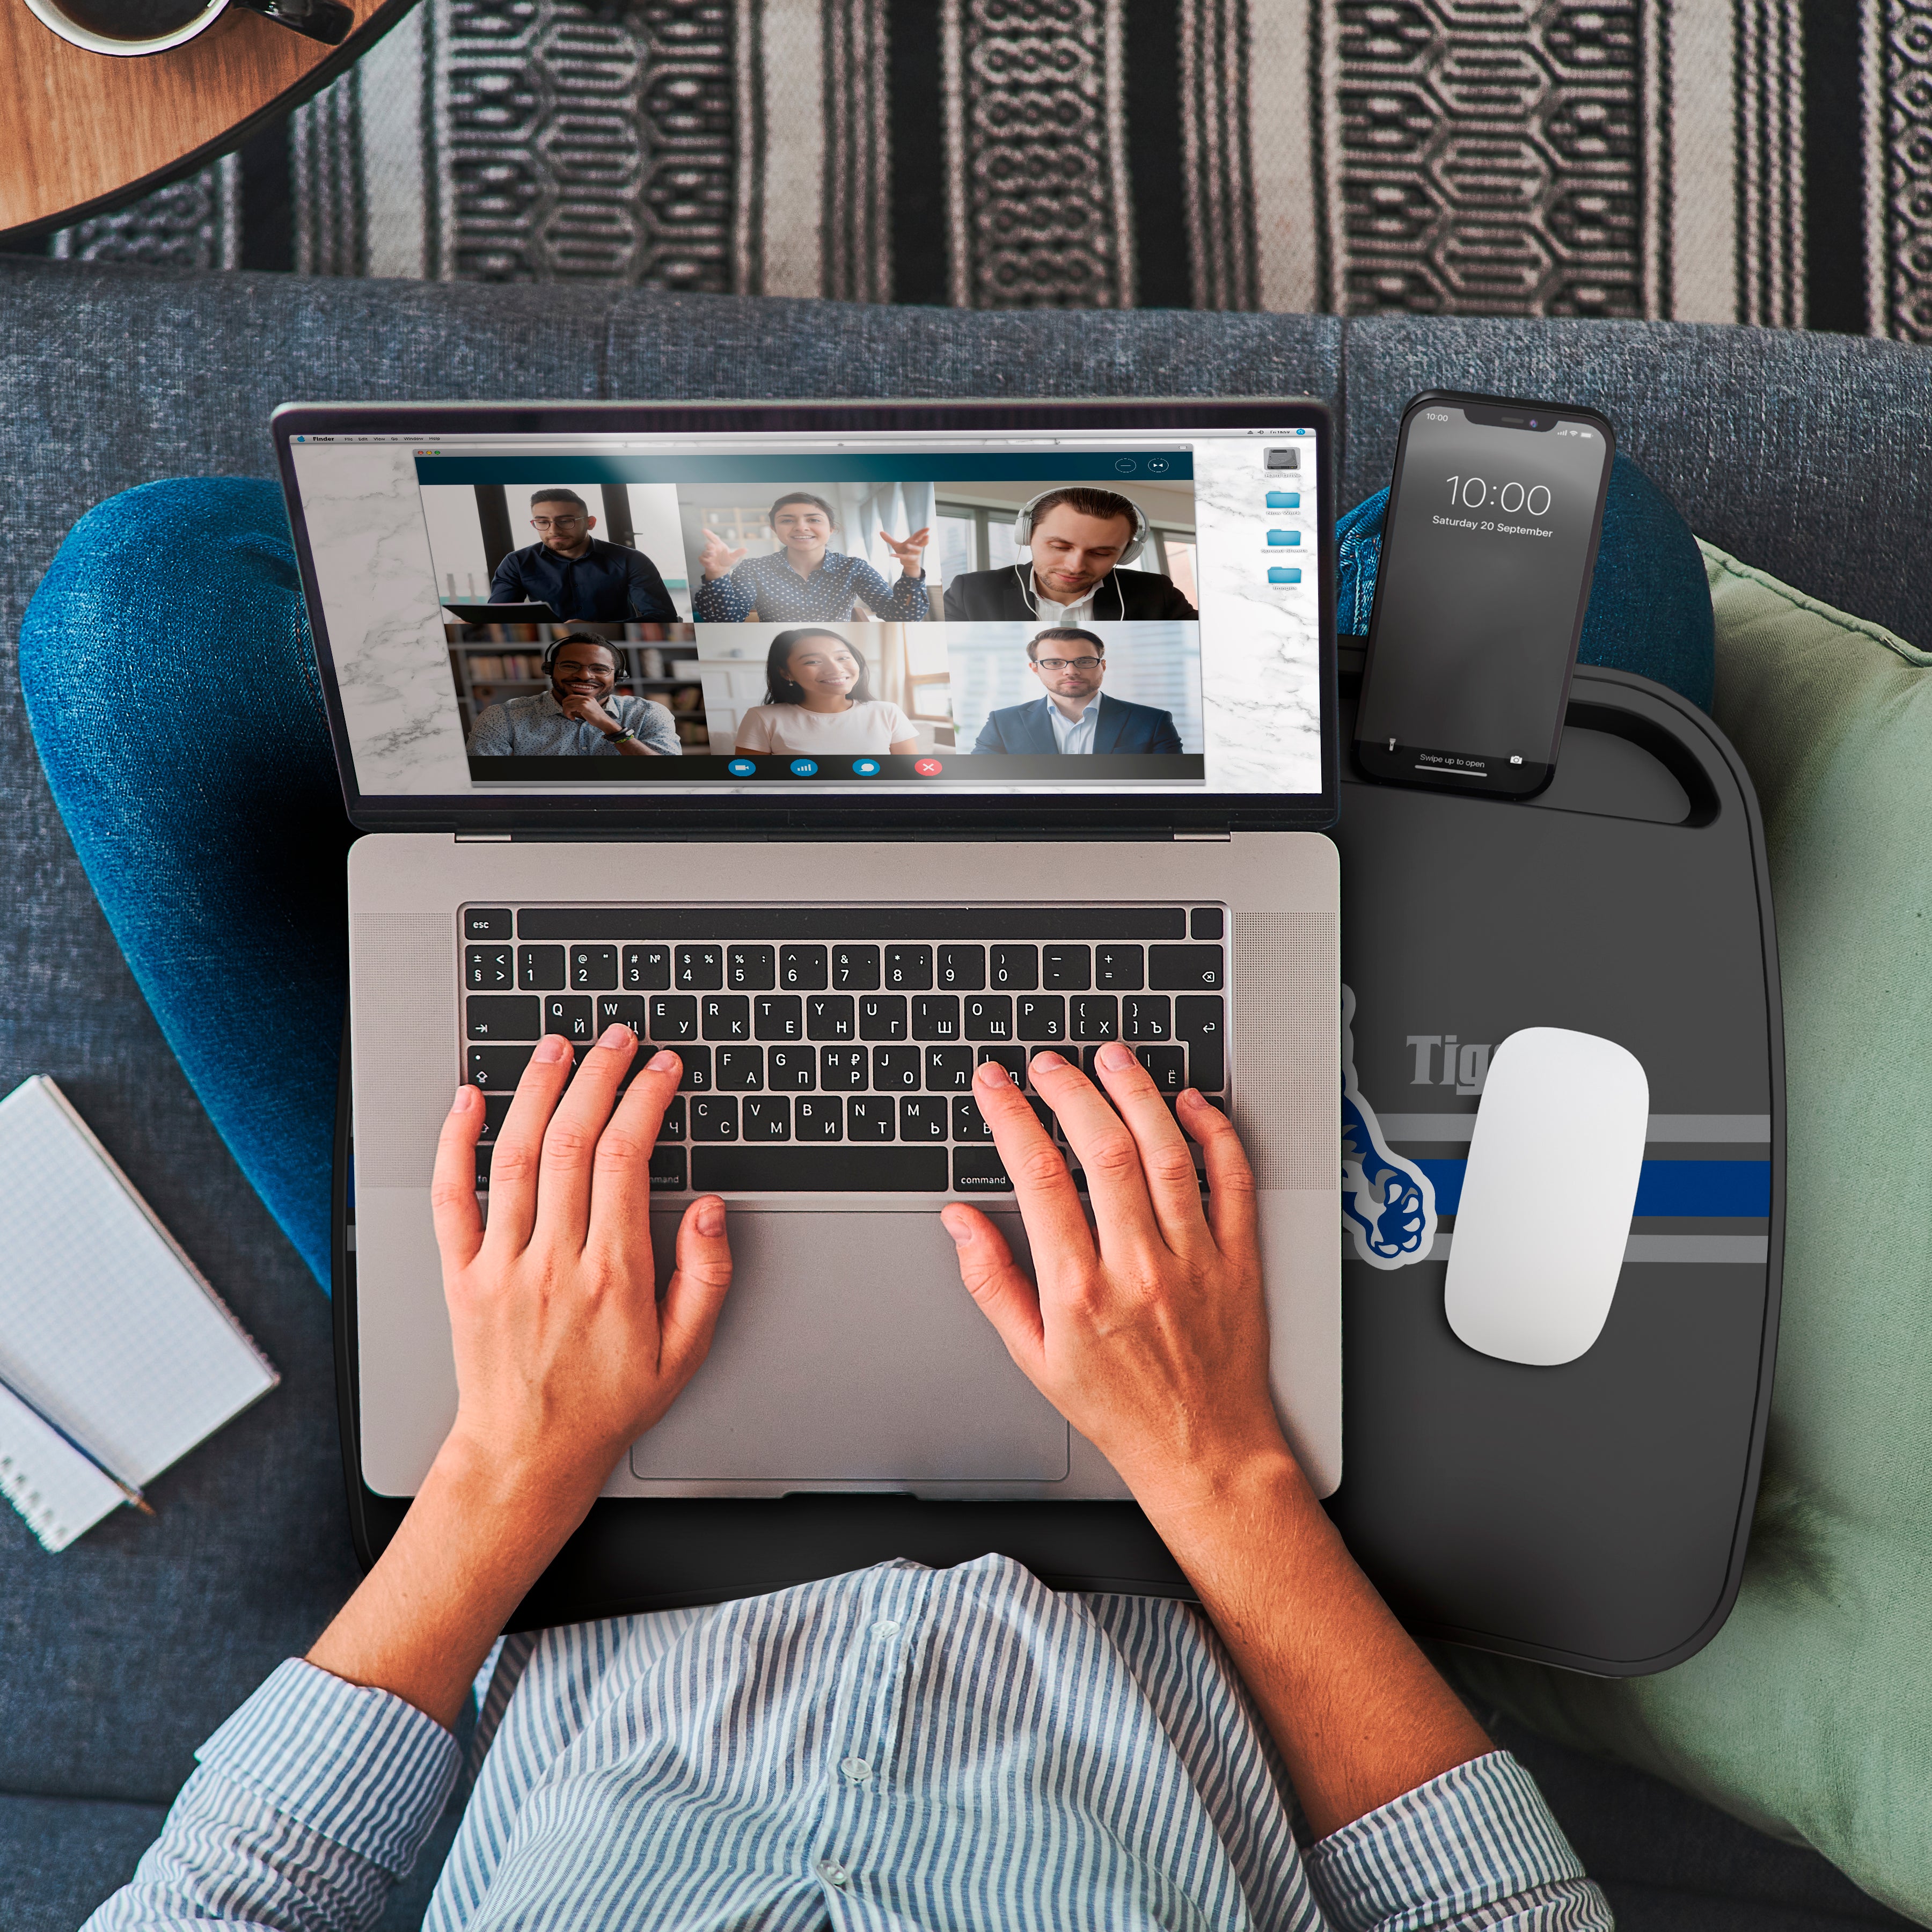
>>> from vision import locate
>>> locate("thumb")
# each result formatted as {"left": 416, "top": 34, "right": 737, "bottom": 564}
{"left": 659, "top": 1195, "right": 734, "bottom": 1375}
{"left": 941, "top": 1205, "right": 1045, "bottom": 1377}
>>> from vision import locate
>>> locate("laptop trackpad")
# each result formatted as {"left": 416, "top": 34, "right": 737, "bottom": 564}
{"left": 630, "top": 1210, "right": 1070, "bottom": 1483}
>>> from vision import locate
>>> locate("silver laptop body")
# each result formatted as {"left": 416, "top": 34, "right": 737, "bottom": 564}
{"left": 276, "top": 398, "right": 1343, "bottom": 1506}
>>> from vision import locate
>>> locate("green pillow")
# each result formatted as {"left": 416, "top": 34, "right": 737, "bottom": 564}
{"left": 1445, "top": 543, "right": 1932, "bottom": 1922}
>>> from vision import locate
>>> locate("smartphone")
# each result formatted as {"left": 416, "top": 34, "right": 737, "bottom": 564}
{"left": 1353, "top": 390, "right": 1615, "bottom": 799}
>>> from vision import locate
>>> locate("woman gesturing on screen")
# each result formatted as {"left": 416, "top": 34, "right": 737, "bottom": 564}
{"left": 694, "top": 492, "right": 931, "bottom": 623}
{"left": 733, "top": 628, "right": 920, "bottom": 758}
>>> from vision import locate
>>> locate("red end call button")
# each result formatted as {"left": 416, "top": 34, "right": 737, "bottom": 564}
{"left": 914, "top": 758, "right": 943, "bottom": 776}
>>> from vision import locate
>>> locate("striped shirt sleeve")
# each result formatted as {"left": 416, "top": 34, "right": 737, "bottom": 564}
{"left": 84, "top": 1659, "right": 462, "bottom": 1932}
{"left": 1305, "top": 1751, "right": 1613, "bottom": 1931}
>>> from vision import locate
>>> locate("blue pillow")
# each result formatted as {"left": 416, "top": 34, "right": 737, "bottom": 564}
{"left": 1336, "top": 453, "right": 1716, "bottom": 713}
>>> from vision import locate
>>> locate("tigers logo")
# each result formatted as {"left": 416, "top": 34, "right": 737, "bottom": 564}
{"left": 1341, "top": 984, "right": 1438, "bottom": 1269}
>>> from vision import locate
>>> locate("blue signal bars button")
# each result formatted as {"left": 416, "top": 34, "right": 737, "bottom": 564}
{"left": 789, "top": 758, "right": 819, "bottom": 776}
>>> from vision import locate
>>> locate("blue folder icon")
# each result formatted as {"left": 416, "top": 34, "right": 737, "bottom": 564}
{"left": 1265, "top": 491, "right": 1300, "bottom": 509}
{"left": 1266, "top": 528, "right": 1301, "bottom": 547}
{"left": 1268, "top": 566, "right": 1302, "bottom": 584}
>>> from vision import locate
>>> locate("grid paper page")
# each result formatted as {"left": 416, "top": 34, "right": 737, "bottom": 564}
{"left": 0, "top": 1379, "right": 128, "bottom": 1551}
{"left": 0, "top": 1078, "right": 277, "bottom": 1487}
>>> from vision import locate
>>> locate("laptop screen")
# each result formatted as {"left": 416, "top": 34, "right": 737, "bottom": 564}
{"left": 279, "top": 401, "right": 1331, "bottom": 822}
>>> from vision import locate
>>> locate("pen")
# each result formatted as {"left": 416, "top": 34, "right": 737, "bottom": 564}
{"left": 0, "top": 1366, "right": 154, "bottom": 1518}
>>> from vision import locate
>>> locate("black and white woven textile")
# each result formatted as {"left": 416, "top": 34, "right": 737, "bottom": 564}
{"left": 14, "top": 0, "right": 1932, "bottom": 338}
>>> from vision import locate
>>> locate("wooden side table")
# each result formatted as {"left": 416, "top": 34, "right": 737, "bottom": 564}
{"left": 0, "top": 0, "right": 410, "bottom": 241}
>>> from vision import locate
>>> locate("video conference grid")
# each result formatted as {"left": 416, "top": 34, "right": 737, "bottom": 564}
{"left": 462, "top": 903, "right": 1230, "bottom": 1196}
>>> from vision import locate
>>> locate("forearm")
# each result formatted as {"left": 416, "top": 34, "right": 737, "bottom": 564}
{"left": 307, "top": 1436, "right": 589, "bottom": 1729}
{"left": 1137, "top": 1449, "right": 1491, "bottom": 1839}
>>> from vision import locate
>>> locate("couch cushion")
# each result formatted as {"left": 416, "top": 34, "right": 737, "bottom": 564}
{"left": 1448, "top": 543, "right": 1932, "bottom": 1924}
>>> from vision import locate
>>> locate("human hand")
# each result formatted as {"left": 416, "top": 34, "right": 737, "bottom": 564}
{"left": 880, "top": 525, "right": 931, "bottom": 574}
{"left": 939, "top": 1043, "right": 1290, "bottom": 1507}
{"left": 431, "top": 1029, "right": 733, "bottom": 1514}
{"left": 555, "top": 689, "right": 618, "bottom": 733}
{"left": 700, "top": 528, "right": 747, "bottom": 579}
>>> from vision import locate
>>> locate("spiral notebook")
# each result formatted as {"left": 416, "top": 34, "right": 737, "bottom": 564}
{"left": 0, "top": 1077, "right": 278, "bottom": 1550}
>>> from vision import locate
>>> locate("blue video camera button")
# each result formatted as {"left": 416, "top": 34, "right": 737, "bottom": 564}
{"left": 727, "top": 758, "right": 756, "bottom": 776}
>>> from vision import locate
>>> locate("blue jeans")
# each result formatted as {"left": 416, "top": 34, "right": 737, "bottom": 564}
{"left": 19, "top": 470, "right": 1713, "bottom": 1293}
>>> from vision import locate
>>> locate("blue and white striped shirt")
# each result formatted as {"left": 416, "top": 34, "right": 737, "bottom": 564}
{"left": 88, "top": 1554, "right": 1610, "bottom": 1931}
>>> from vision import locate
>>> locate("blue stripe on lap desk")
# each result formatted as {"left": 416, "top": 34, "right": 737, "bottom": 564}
{"left": 1415, "top": 1159, "right": 1772, "bottom": 1219}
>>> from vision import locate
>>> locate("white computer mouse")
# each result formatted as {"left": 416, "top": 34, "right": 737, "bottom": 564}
{"left": 1444, "top": 1026, "right": 1649, "bottom": 1367}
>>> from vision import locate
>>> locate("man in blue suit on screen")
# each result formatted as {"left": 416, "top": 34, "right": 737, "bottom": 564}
{"left": 972, "top": 626, "right": 1184, "bottom": 756}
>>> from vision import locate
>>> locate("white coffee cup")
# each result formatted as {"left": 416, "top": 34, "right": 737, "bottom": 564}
{"left": 22, "top": 0, "right": 351, "bottom": 55}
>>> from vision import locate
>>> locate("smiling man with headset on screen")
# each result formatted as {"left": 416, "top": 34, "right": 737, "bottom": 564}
{"left": 941, "top": 487, "right": 1198, "bottom": 622}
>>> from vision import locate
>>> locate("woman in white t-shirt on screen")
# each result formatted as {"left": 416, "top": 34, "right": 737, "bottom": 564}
{"left": 733, "top": 627, "right": 920, "bottom": 757}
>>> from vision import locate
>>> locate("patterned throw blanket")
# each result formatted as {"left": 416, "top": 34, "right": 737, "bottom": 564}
{"left": 21, "top": 0, "right": 1932, "bottom": 339}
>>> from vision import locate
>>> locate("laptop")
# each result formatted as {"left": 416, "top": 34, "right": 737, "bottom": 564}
{"left": 275, "top": 397, "right": 1342, "bottom": 1528}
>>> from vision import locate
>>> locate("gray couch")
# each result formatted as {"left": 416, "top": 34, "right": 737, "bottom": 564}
{"left": 2, "top": 256, "right": 1926, "bottom": 1931}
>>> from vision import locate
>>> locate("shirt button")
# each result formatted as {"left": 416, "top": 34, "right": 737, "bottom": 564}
{"left": 818, "top": 1859, "right": 849, "bottom": 1886}
{"left": 841, "top": 1755, "right": 871, "bottom": 1782}
{"left": 870, "top": 1619, "right": 899, "bottom": 1638}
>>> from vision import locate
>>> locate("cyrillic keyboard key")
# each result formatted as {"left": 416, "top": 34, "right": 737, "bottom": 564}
{"left": 794, "top": 1095, "right": 843, "bottom": 1139}
{"left": 832, "top": 945, "right": 881, "bottom": 990}
{"left": 543, "top": 995, "right": 595, "bottom": 1043}
{"left": 820, "top": 1046, "right": 868, "bottom": 1089}
{"left": 1137, "top": 1045, "right": 1187, "bottom": 1093}
{"left": 596, "top": 993, "right": 645, "bottom": 1038}
{"left": 714, "top": 1046, "right": 764, "bottom": 1091}
{"left": 623, "top": 944, "right": 672, "bottom": 991}
{"left": 1070, "top": 995, "right": 1118, "bottom": 1042}
{"left": 807, "top": 994, "right": 857, "bottom": 1041}
{"left": 911, "top": 994, "right": 961, "bottom": 1040}
{"left": 742, "top": 1096, "right": 790, "bottom": 1140}
{"left": 676, "top": 945, "right": 724, "bottom": 990}
{"left": 964, "top": 995, "right": 1014, "bottom": 1041}
{"left": 845, "top": 1096, "right": 896, "bottom": 1140}
{"left": 1041, "top": 946, "right": 1090, "bottom": 990}
{"left": 467, "top": 945, "right": 515, "bottom": 991}
{"left": 1174, "top": 995, "right": 1226, "bottom": 1091}
{"left": 649, "top": 1146, "right": 687, "bottom": 1191}
{"left": 858, "top": 995, "right": 908, "bottom": 1041}
{"left": 1123, "top": 995, "right": 1172, "bottom": 1041}
{"left": 767, "top": 1045, "right": 816, "bottom": 1089}
{"left": 990, "top": 945, "right": 1038, "bottom": 991}
{"left": 675, "top": 1046, "right": 712, "bottom": 1092}
{"left": 883, "top": 945, "right": 933, "bottom": 990}
{"left": 1147, "top": 945, "right": 1224, "bottom": 991}
{"left": 688, "top": 1095, "right": 738, "bottom": 1141}
{"left": 701, "top": 994, "right": 752, "bottom": 1041}
{"left": 570, "top": 945, "right": 618, "bottom": 991}
{"left": 977, "top": 1045, "right": 1026, "bottom": 1084}
{"left": 478, "top": 1094, "right": 514, "bottom": 1142}
{"left": 464, "top": 908, "right": 513, "bottom": 940}
{"left": 657, "top": 1096, "right": 685, "bottom": 1141}
{"left": 755, "top": 994, "right": 803, "bottom": 1041}
{"left": 937, "top": 945, "right": 986, "bottom": 990}
{"left": 952, "top": 1096, "right": 992, "bottom": 1142}
{"left": 519, "top": 945, "right": 565, "bottom": 991}
{"left": 1093, "top": 945, "right": 1143, "bottom": 991}
{"left": 952, "top": 1147, "right": 1014, "bottom": 1192}
{"left": 926, "top": 1046, "right": 974, "bottom": 1090}
{"left": 649, "top": 994, "right": 698, "bottom": 1041}
{"left": 1017, "top": 995, "right": 1066, "bottom": 1041}
{"left": 467, "top": 996, "right": 539, "bottom": 1042}
{"left": 780, "top": 944, "right": 828, "bottom": 990}
{"left": 901, "top": 1096, "right": 947, "bottom": 1140}
{"left": 728, "top": 945, "right": 775, "bottom": 990}
{"left": 874, "top": 1046, "right": 920, "bottom": 1090}
{"left": 467, "top": 1045, "right": 533, "bottom": 1092}
{"left": 692, "top": 1146, "right": 947, "bottom": 1191}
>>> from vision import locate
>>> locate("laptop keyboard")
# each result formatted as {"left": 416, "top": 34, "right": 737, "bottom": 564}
{"left": 462, "top": 904, "right": 1228, "bottom": 1195}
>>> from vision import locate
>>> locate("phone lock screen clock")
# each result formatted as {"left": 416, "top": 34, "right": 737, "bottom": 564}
{"left": 1354, "top": 391, "right": 1615, "bottom": 797}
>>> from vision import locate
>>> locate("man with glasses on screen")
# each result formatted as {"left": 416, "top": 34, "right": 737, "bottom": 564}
{"left": 972, "top": 626, "right": 1183, "bottom": 757}
{"left": 488, "top": 488, "right": 679, "bottom": 623}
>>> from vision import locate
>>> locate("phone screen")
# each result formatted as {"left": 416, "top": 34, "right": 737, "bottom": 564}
{"left": 1353, "top": 397, "right": 1613, "bottom": 797}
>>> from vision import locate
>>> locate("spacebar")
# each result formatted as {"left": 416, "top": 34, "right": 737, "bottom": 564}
{"left": 691, "top": 1147, "right": 950, "bottom": 1192}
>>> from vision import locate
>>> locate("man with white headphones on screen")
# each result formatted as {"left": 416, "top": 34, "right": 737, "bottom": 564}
{"left": 940, "top": 486, "right": 1199, "bottom": 621}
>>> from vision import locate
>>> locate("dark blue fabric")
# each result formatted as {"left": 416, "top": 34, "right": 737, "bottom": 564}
{"left": 1335, "top": 453, "right": 1716, "bottom": 712}
{"left": 972, "top": 693, "right": 1182, "bottom": 755}
{"left": 490, "top": 535, "right": 677, "bottom": 622}
{"left": 18, "top": 478, "right": 352, "bottom": 1288}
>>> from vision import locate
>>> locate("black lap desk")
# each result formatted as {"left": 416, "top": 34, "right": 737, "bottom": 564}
{"left": 333, "top": 655, "right": 1781, "bottom": 1665}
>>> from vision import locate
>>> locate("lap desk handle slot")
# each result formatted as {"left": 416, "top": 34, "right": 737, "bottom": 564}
{"left": 1328, "top": 652, "right": 1783, "bottom": 1678}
